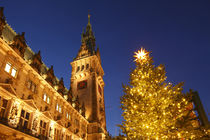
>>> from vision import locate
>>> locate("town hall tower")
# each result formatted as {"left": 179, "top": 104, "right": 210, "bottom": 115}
{"left": 70, "top": 14, "right": 106, "bottom": 139}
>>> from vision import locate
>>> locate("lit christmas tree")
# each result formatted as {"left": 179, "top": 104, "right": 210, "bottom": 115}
{"left": 120, "top": 48, "right": 209, "bottom": 139}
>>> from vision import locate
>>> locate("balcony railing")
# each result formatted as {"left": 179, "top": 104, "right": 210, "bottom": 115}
{"left": 0, "top": 117, "right": 49, "bottom": 140}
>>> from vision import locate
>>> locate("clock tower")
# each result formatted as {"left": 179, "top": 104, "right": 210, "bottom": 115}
{"left": 70, "top": 14, "right": 106, "bottom": 139}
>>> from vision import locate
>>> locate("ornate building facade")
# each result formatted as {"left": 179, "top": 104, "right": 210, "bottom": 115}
{"left": 0, "top": 7, "right": 106, "bottom": 140}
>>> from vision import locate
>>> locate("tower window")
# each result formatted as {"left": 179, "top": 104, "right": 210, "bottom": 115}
{"left": 81, "top": 65, "right": 84, "bottom": 71}
{"left": 76, "top": 66, "right": 80, "bottom": 72}
{"left": 86, "top": 64, "right": 89, "bottom": 69}
{"left": 98, "top": 85, "right": 102, "bottom": 95}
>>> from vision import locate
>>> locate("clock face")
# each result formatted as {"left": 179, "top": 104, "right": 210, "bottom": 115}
{"left": 77, "top": 80, "right": 87, "bottom": 90}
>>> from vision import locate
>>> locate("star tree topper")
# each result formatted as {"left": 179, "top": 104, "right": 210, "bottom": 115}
{"left": 134, "top": 48, "right": 149, "bottom": 63}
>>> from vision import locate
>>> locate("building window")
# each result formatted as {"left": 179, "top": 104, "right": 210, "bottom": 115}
{"left": 47, "top": 96, "right": 50, "bottom": 104}
{"left": 77, "top": 80, "right": 87, "bottom": 90}
{"left": 5, "top": 63, "right": 11, "bottom": 73}
{"left": 0, "top": 97, "right": 8, "bottom": 118}
{"left": 19, "top": 109, "right": 30, "bottom": 129}
{"left": 11, "top": 68, "right": 17, "bottom": 77}
{"left": 43, "top": 93, "right": 50, "bottom": 104}
{"left": 4, "top": 62, "right": 17, "bottom": 77}
{"left": 54, "top": 128, "right": 60, "bottom": 140}
{"left": 74, "top": 119, "right": 79, "bottom": 127}
{"left": 66, "top": 112, "right": 71, "bottom": 120}
{"left": 27, "top": 80, "right": 36, "bottom": 93}
{"left": 40, "top": 120, "right": 47, "bottom": 136}
{"left": 56, "top": 103, "right": 62, "bottom": 113}
{"left": 43, "top": 94, "right": 47, "bottom": 101}
{"left": 66, "top": 135, "right": 71, "bottom": 140}
{"left": 59, "top": 106, "right": 62, "bottom": 113}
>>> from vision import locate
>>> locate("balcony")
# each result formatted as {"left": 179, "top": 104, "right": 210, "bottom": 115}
{"left": 0, "top": 117, "right": 49, "bottom": 140}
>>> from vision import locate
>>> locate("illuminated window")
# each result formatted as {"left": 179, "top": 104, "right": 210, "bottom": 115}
{"left": 43, "top": 93, "right": 50, "bottom": 104}
{"left": 43, "top": 94, "right": 47, "bottom": 102}
{"left": 59, "top": 106, "right": 62, "bottom": 113}
{"left": 47, "top": 97, "right": 50, "bottom": 104}
{"left": 56, "top": 103, "right": 62, "bottom": 113}
{"left": 66, "top": 112, "right": 71, "bottom": 120}
{"left": 11, "top": 68, "right": 17, "bottom": 77}
{"left": 4, "top": 63, "right": 11, "bottom": 73}
{"left": 4, "top": 62, "right": 17, "bottom": 77}
{"left": 56, "top": 103, "right": 59, "bottom": 111}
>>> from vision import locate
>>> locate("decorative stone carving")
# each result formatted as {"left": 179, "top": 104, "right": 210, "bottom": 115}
{"left": 75, "top": 43, "right": 90, "bottom": 60}
{"left": 46, "top": 65, "right": 55, "bottom": 86}
{"left": 32, "top": 115, "right": 39, "bottom": 135}
{"left": 8, "top": 100, "right": 20, "bottom": 128}
{"left": 31, "top": 50, "right": 42, "bottom": 73}
{"left": 0, "top": 7, "right": 6, "bottom": 37}
{"left": 57, "top": 77, "right": 65, "bottom": 95}
{"left": 10, "top": 32, "right": 27, "bottom": 58}
{"left": 49, "top": 126, "right": 54, "bottom": 139}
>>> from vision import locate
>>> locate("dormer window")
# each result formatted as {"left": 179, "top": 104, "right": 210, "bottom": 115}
{"left": 4, "top": 62, "right": 17, "bottom": 78}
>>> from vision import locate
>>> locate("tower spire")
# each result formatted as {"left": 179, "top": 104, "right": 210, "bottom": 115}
{"left": 88, "top": 12, "right": 91, "bottom": 25}
{"left": 77, "top": 12, "right": 96, "bottom": 60}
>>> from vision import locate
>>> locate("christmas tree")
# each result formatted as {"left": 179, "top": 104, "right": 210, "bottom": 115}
{"left": 120, "top": 48, "right": 209, "bottom": 139}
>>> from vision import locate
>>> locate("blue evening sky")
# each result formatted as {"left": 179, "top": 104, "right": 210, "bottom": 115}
{"left": 1, "top": 0, "right": 210, "bottom": 136}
